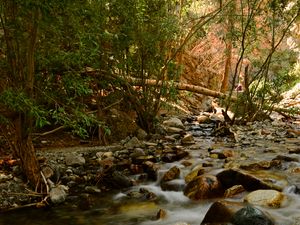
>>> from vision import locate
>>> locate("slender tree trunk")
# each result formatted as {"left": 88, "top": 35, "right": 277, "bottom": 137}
{"left": 12, "top": 114, "right": 41, "bottom": 188}
{"left": 221, "top": 41, "right": 232, "bottom": 92}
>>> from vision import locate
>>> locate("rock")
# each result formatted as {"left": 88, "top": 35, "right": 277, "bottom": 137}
{"left": 124, "top": 137, "right": 142, "bottom": 148}
{"left": 272, "top": 155, "right": 298, "bottom": 162}
{"left": 184, "top": 174, "right": 223, "bottom": 200}
{"left": 96, "top": 151, "right": 113, "bottom": 159}
{"left": 165, "top": 126, "right": 184, "bottom": 134}
{"left": 163, "top": 117, "right": 185, "bottom": 129}
{"left": 224, "top": 185, "right": 245, "bottom": 198}
{"left": 244, "top": 189, "right": 285, "bottom": 208}
{"left": 197, "top": 115, "right": 209, "bottom": 123}
{"left": 184, "top": 166, "right": 205, "bottom": 183}
{"left": 65, "top": 154, "right": 86, "bottom": 166}
{"left": 156, "top": 208, "right": 167, "bottom": 220}
{"left": 240, "top": 160, "right": 281, "bottom": 170}
{"left": 201, "top": 200, "right": 244, "bottom": 224}
{"left": 111, "top": 171, "right": 133, "bottom": 188}
{"left": 216, "top": 169, "right": 283, "bottom": 191}
{"left": 209, "top": 113, "right": 224, "bottom": 122}
{"left": 161, "top": 166, "right": 180, "bottom": 182}
{"left": 143, "top": 161, "right": 159, "bottom": 180}
{"left": 49, "top": 185, "right": 69, "bottom": 204}
{"left": 181, "top": 133, "right": 195, "bottom": 145}
{"left": 136, "top": 128, "right": 148, "bottom": 140}
{"left": 0, "top": 174, "right": 13, "bottom": 183}
{"left": 210, "top": 149, "right": 235, "bottom": 159}
{"left": 98, "top": 158, "right": 114, "bottom": 172}
{"left": 130, "top": 148, "right": 146, "bottom": 158}
{"left": 127, "top": 188, "right": 157, "bottom": 201}
{"left": 84, "top": 186, "right": 101, "bottom": 194}
{"left": 231, "top": 206, "right": 274, "bottom": 225}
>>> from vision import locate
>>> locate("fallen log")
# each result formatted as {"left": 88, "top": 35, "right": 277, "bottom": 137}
{"left": 124, "top": 76, "right": 299, "bottom": 116}
{"left": 125, "top": 76, "right": 236, "bottom": 101}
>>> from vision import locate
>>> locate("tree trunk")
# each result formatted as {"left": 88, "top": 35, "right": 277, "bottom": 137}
{"left": 12, "top": 114, "right": 41, "bottom": 189}
{"left": 221, "top": 41, "right": 232, "bottom": 93}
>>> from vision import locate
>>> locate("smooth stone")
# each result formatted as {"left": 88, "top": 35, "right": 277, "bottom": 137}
{"left": 161, "top": 166, "right": 180, "bottom": 182}
{"left": 165, "top": 126, "right": 184, "bottom": 134}
{"left": 224, "top": 185, "right": 245, "bottom": 198}
{"left": 197, "top": 115, "right": 209, "bottom": 123}
{"left": 49, "top": 185, "right": 69, "bottom": 204}
{"left": 216, "top": 169, "right": 283, "bottom": 191}
{"left": 200, "top": 200, "right": 244, "bottom": 224}
{"left": 185, "top": 166, "right": 205, "bottom": 183}
{"left": 124, "top": 136, "right": 142, "bottom": 148}
{"left": 231, "top": 205, "right": 274, "bottom": 225}
{"left": 156, "top": 208, "right": 167, "bottom": 220}
{"left": 244, "top": 189, "right": 285, "bottom": 208}
{"left": 65, "top": 154, "right": 86, "bottom": 166}
{"left": 163, "top": 117, "right": 184, "bottom": 129}
{"left": 184, "top": 174, "right": 223, "bottom": 200}
{"left": 181, "top": 133, "right": 195, "bottom": 145}
{"left": 84, "top": 186, "right": 101, "bottom": 194}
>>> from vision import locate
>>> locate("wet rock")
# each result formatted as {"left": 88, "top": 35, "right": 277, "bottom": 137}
{"left": 49, "top": 185, "right": 69, "bottom": 204}
{"left": 84, "top": 186, "right": 101, "bottom": 194}
{"left": 156, "top": 208, "right": 167, "bottom": 220}
{"left": 272, "top": 155, "right": 299, "bottom": 162}
{"left": 127, "top": 188, "right": 157, "bottom": 201}
{"left": 289, "top": 148, "right": 300, "bottom": 154}
{"left": 163, "top": 117, "right": 185, "bottom": 129}
{"left": 143, "top": 161, "right": 159, "bottom": 180}
{"left": 110, "top": 171, "right": 133, "bottom": 188}
{"left": 133, "top": 155, "right": 156, "bottom": 164}
{"left": 181, "top": 133, "right": 195, "bottom": 145}
{"left": 201, "top": 200, "right": 244, "bottom": 224}
{"left": 244, "top": 189, "right": 285, "bottom": 208}
{"left": 231, "top": 205, "right": 274, "bottom": 225}
{"left": 65, "top": 154, "right": 86, "bottom": 166}
{"left": 210, "top": 149, "right": 235, "bottom": 159}
{"left": 240, "top": 160, "right": 282, "bottom": 170}
{"left": 185, "top": 166, "right": 205, "bottom": 183}
{"left": 217, "top": 169, "right": 283, "bottom": 191}
{"left": 161, "top": 166, "right": 180, "bottom": 182}
{"left": 184, "top": 174, "right": 223, "bottom": 200}
{"left": 161, "top": 153, "right": 177, "bottom": 162}
{"left": 224, "top": 185, "right": 245, "bottom": 198}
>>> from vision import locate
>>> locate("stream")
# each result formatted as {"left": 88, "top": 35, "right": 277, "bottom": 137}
{"left": 1, "top": 119, "right": 300, "bottom": 225}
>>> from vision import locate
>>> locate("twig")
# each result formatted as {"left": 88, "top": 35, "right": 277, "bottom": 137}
{"left": 40, "top": 171, "right": 49, "bottom": 194}
{"left": 32, "top": 126, "right": 64, "bottom": 137}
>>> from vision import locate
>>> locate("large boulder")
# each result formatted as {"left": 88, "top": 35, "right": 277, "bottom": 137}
{"left": 201, "top": 200, "right": 244, "bottom": 224}
{"left": 216, "top": 169, "right": 283, "bottom": 191}
{"left": 184, "top": 174, "right": 223, "bottom": 200}
{"left": 244, "top": 189, "right": 285, "bottom": 208}
{"left": 231, "top": 206, "right": 274, "bottom": 225}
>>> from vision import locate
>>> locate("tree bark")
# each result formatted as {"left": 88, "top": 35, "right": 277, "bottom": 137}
{"left": 12, "top": 114, "right": 41, "bottom": 188}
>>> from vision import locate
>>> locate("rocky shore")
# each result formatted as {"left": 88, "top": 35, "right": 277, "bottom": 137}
{"left": 1, "top": 106, "right": 300, "bottom": 224}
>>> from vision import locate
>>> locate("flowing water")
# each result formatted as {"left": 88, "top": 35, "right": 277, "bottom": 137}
{"left": 1, "top": 122, "right": 300, "bottom": 225}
